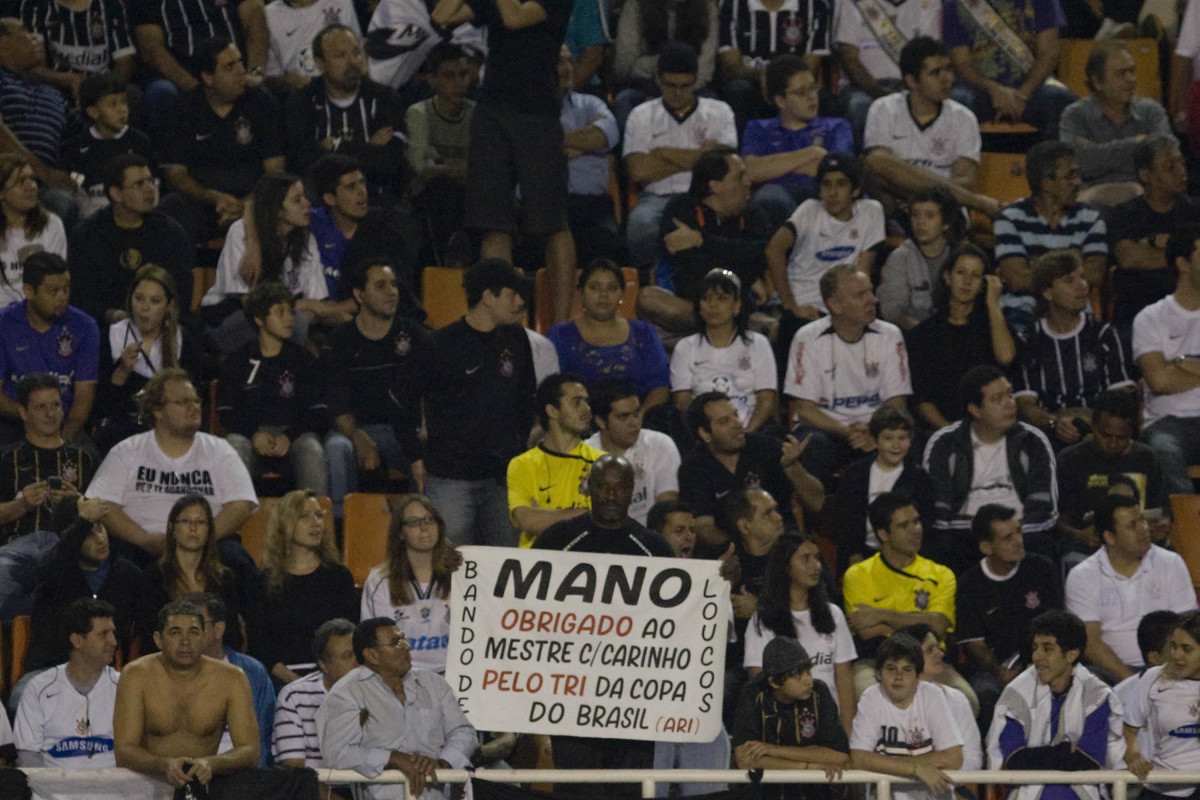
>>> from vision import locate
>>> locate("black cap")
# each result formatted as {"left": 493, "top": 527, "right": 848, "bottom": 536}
{"left": 657, "top": 42, "right": 698, "bottom": 76}
{"left": 463, "top": 258, "right": 533, "bottom": 303}
{"left": 816, "top": 151, "right": 863, "bottom": 190}
{"left": 758, "top": 637, "right": 813, "bottom": 680}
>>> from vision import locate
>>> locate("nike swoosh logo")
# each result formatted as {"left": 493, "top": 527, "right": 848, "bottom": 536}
{"left": 79, "top": 146, "right": 90, "bottom": 153}
{"left": 892, "top": 133, "right": 908, "bottom": 139}
{"left": 1169, "top": 334, "right": 1183, "bottom": 340}
{"left": 538, "top": 485, "right": 553, "bottom": 492}
{"left": 196, "top": 133, "right": 212, "bottom": 141}
{"left": 285, "top": 26, "right": 300, "bottom": 36}
{"left": 715, "top": 490, "right": 731, "bottom": 498}
{"left": 465, "top": 365, "right": 481, "bottom": 374}
{"left": 873, "top": 596, "right": 889, "bottom": 603}
{"left": 15, "top": 345, "right": 29, "bottom": 351}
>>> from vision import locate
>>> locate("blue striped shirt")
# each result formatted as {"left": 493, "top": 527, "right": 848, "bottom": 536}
{"left": 993, "top": 198, "right": 1108, "bottom": 263}
{"left": 0, "top": 67, "right": 67, "bottom": 166}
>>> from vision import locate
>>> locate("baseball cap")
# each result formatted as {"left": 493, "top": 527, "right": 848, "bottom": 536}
{"left": 758, "top": 637, "right": 814, "bottom": 680}
{"left": 657, "top": 42, "right": 698, "bottom": 76}
{"left": 816, "top": 151, "right": 863, "bottom": 190}
{"left": 463, "top": 258, "right": 533, "bottom": 303}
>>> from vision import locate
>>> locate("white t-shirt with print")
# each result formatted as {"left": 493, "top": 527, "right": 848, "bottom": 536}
{"left": 850, "top": 682, "right": 964, "bottom": 800}
{"left": 0, "top": 214, "right": 67, "bottom": 308}
{"left": 361, "top": 565, "right": 451, "bottom": 673}
{"left": 586, "top": 428, "right": 680, "bottom": 525}
{"left": 962, "top": 430, "right": 1022, "bottom": 519}
{"left": 782, "top": 198, "right": 885, "bottom": 310}
{"left": 86, "top": 431, "right": 258, "bottom": 533}
{"left": 831, "top": 0, "right": 941, "bottom": 83}
{"left": 669, "top": 330, "right": 777, "bottom": 427}
{"left": 864, "top": 92, "right": 981, "bottom": 178}
{"left": 266, "top": 0, "right": 361, "bottom": 77}
{"left": 1123, "top": 665, "right": 1200, "bottom": 795}
{"left": 623, "top": 97, "right": 738, "bottom": 196}
{"left": 743, "top": 605, "right": 857, "bottom": 710}
{"left": 14, "top": 664, "right": 120, "bottom": 768}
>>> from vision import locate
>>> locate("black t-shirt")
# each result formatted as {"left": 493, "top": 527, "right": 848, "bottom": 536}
{"left": 956, "top": 553, "right": 1063, "bottom": 668}
{"left": 1106, "top": 194, "right": 1200, "bottom": 326}
{"left": 218, "top": 339, "right": 326, "bottom": 439}
{"left": 162, "top": 86, "right": 284, "bottom": 196}
{"left": 907, "top": 308, "right": 998, "bottom": 422}
{"left": 679, "top": 432, "right": 796, "bottom": 532}
{"left": 60, "top": 126, "right": 154, "bottom": 200}
{"left": 321, "top": 315, "right": 427, "bottom": 458}
{"left": 0, "top": 440, "right": 95, "bottom": 543}
{"left": 659, "top": 194, "right": 772, "bottom": 300}
{"left": 1056, "top": 439, "right": 1166, "bottom": 528}
{"left": 466, "top": 0, "right": 571, "bottom": 117}
{"left": 418, "top": 319, "right": 536, "bottom": 480}
{"left": 130, "top": 0, "right": 243, "bottom": 69}
{"left": 731, "top": 678, "right": 846, "bottom": 800}
{"left": 534, "top": 514, "right": 675, "bottom": 556}
{"left": 69, "top": 207, "right": 194, "bottom": 323}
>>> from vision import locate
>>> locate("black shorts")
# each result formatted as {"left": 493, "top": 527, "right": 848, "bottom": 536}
{"left": 464, "top": 103, "right": 569, "bottom": 237}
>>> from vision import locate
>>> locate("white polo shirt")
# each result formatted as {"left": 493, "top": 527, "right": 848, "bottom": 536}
{"left": 1065, "top": 545, "right": 1198, "bottom": 667}
{"left": 623, "top": 96, "right": 738, "bottom": 196}
{"left": 781, "top": 197, "right": 885, "bottom": 310}
{"left": 864, "top": 92, "right": 981, "bottom": 179}
{"left": 783, "top": 317, "right": 912, "bottom": 425}
{"left": 669, "top": 330, "right": 778, "bottom": 427}
{"left": 1132, "top": 294, "right": 1200, "bottom": 424}
{"left": 15, "top": 664, "right": 120, "bottom": 768}
{"left": 831, "top": 0, "right": 941, "bottom": 84}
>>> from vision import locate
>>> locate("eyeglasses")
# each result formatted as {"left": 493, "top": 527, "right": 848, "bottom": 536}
{"left": 374, "top": 635, "right": 408, "bottom": 649}
{"left": 403, "top": 515, "right": 437, "bottom": 528}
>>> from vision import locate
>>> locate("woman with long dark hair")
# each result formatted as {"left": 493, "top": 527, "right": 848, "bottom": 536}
{"left": 744, "top": 533, "right": 857, "bottom": 733}
{"left": 138, "top": 494, "right": 244, "bottom": 650}
{"left": 670, "top": 268, "right": 777, "bottom": 431}
{"left": 201, "top": 172, "right": 339, "bottom": 349}
{"left": 906, "top": 242, "right": 1016, "bottom": 429}
{"left": 360, "top": 494, "right": 454, "bottom": 673}
{"left": 252, "top": 489, "right": 357, "bottom": 688}
{"left": 0, "top": 153, "right": 67, "bottom": 309}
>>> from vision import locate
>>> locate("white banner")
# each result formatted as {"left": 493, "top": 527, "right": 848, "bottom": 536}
{"left": 447, "top": 547, "right": 729, "bottom": 742}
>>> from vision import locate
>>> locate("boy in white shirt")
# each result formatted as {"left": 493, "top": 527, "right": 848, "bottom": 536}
{"left": 850, "top": 631, "right": 964, "bottom": 800}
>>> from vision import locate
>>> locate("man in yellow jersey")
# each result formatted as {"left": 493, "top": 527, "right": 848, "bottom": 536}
{"left": 507, "top": 373, "right": 604, "bottom": 547}
{"left": 842, "top": 491, "right": 956, "bottom": 697}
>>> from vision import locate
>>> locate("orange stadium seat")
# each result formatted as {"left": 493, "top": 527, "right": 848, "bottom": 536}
{"left": 343, "top": 493, "right": 393, "bottom": 587}
{"left": 191, "top": 267, "right": 216, "bottom": 312}
{"left": 9, "top": 614, "right": 30, "bottom": 693}
{"left": 1170, "top": 494, "right": 1200, "bottom": 588}
{"left": 976, "top": 152, "right": 1030, "bottom": 207}
{"left": 422, "top": 266, "right": 469, "bottom": 329}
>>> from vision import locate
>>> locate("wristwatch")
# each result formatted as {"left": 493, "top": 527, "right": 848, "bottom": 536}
{"left": 1173, "top": 354, "right": 1188, "bottom": 366}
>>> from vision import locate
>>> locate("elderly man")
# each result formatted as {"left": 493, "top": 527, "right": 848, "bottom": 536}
{"left": 317, "top": 617, "right": 476, "bottom": 799}
{"left": 1059, "top": 39, "right": 1174, "bottom": 208}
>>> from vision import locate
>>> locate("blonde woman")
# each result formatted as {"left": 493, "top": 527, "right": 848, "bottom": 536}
{"left": 361, "top": 493, "right": 454, "bottom": 673}
{"left": 252, "top": 489, "right": 357, "bottom": 687}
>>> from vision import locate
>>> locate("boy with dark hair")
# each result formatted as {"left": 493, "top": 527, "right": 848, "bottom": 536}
{"left": 849, "top": 631, "right": 963, "bottom": 800}
{"left": 987, "top": 609, "right": 1123, "bottom": 800}
{"left": 218, "top": 281, "right": 328, "bottom": 495}
{"left": 877, "top": 186, "right": 961, "bottom": 331}
{"left": 831, "top": 405, "right": 934, "bottom": 574}
{"left": 732, "top": 637, "right": 849, "bottom": 799}
{"left": 741, "top": 55, "right": 853, "bottom": 226}
{"left": 60, "top": 73, "right": 153, "bottom": 219}
{"left": 1113, "top": 609, "right": 1180, "bottom": 765}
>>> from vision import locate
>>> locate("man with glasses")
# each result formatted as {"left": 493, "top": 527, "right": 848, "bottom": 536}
{"left": 318, "top": 617, "right": 476, "bottom": 800}
{"left": 86, "top": 368, "right": 257, "bottom": 567}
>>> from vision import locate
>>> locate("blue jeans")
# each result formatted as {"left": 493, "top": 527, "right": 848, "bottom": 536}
{"left": 752, "top": 182, "right": 815, "bottom": 230}
{"left": 839, "top": 80, "right": 902, "bottom": 149}
{"left": 0, "top": 530, "right": 59, "bottom": 619}
{"left": 227, "top": 431, "right": 328, "bottom": 495}
{"left": 424, "top": 474, "right": 517, "bottom": 547}
{"left": 324, "top": 424, "right": 410, "bottom": 517}
{"left": 1143, "top": 415, "right": 1200, "bottom": 495}
{"left": 652, "top": 727, "right": 731, "bottom": 796}
{"left": 627, "top": 192, "right": 677, "bottom": 268}
{"left": 949, "top": 80, "right": 1077, "bottom": 141}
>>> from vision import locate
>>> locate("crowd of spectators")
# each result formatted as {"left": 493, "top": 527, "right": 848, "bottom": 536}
{"left": 5, "top": 0, "right": 1200, "bottom": 793}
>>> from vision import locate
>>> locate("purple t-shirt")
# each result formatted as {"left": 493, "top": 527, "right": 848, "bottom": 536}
{"left": 0, "top": 302, "right": 99, "bottom": 416}
{"left": 741, "top": 115, "right": 853, "bottom": 190}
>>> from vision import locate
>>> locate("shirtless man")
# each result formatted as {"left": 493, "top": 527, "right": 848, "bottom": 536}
{"left": 113, "top": 599, "right": 259, "bottom": 787}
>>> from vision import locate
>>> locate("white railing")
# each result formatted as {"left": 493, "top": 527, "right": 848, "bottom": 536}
{"left": 20, "top": 768, "right": 1200, "bottom": 800}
